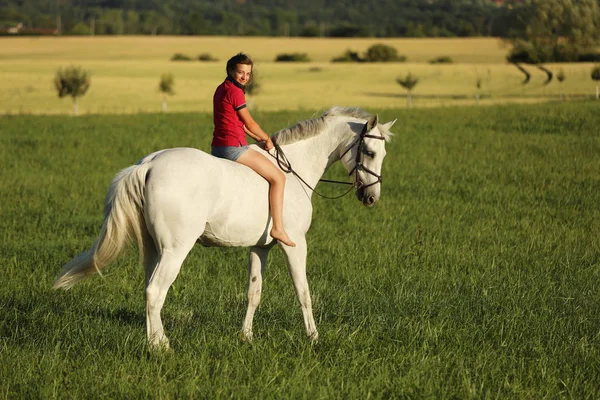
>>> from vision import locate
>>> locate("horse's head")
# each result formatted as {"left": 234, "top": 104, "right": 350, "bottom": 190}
{"left": 340, "top": 115, "right": 396, "bottom": 207}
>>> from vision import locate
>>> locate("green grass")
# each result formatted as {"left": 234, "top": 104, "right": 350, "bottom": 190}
{"left": 1, "top": 102, "right": 599, "bottom": 398}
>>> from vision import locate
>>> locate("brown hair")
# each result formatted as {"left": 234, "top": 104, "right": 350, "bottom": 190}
{"left": 226, "top": 53, "right": 253, "bottom": 77}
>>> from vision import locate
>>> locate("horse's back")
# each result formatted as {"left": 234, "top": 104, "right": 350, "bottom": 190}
{"left": 142, "top": 147, "right": 274, "bottom": 247}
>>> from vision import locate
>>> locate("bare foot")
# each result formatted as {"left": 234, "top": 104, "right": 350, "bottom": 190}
{"left": 271, "top": 228, "right": 296, "bottom": 247}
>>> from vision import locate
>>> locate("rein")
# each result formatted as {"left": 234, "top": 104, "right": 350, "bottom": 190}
{"left": 269, "top": 123, "right": 385, "bottom": 200}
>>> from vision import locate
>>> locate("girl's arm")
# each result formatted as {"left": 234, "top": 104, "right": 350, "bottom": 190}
{"left": 238, "top": 107, "right": 274, "bottom": 150}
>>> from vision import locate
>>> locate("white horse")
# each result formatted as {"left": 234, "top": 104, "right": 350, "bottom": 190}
{"left": 54, "top": 106, "right": 395, "bottom": 349}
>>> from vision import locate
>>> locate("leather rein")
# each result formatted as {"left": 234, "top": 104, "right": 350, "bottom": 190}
{"left": 269, "top": 123, "right": 385, "bottom": 200}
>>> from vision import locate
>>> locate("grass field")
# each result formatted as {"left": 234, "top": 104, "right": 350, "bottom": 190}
{"left": 1, "top": 102, "right": 599, "bottom": 398}
{"left": 1, "top": 36, "right": 599, "bottom": 114}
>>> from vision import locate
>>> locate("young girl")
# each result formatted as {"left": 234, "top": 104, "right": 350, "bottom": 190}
{"left": 211, "top": 53, "right": 296, "bottom": 247}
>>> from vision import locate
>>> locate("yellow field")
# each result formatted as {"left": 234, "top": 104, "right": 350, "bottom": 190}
{"left": 0, "top": 36, "right": 598, "bottom": 114}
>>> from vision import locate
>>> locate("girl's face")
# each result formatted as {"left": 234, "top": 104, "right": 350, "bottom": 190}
{"left": 232, "top": 63, "right": 252, "bottom": 85}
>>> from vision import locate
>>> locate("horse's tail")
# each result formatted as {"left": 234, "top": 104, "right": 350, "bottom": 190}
{"left": 53, "top": 163, "right": 150, "bottom": 290}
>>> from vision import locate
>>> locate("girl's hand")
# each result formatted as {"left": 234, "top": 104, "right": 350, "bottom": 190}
{"left": 264, "top": 137, "right": 274, "bottom": 151}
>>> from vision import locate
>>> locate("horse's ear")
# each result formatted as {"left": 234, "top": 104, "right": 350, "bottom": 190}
{"left": 382, "top": 119, "right": 397, "bottom": 131}
{"left": 367, "top": 114, "right": 379, "bottom": 131}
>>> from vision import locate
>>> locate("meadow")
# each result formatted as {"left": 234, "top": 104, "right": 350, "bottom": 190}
{"left": 1, "top": 36, "right": 599, "bottom": 114}
{"left": 1, "top": 101, "right": 599, "bottom": 398}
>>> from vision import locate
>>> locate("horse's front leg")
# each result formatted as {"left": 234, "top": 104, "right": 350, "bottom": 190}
{"left": 242, "top": 246, "right": 270, "bottom": 342}
{"left": 281, "top": 237, "right": 318, "bottom": 342}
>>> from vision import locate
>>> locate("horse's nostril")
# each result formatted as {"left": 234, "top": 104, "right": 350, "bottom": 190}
{"left": 367, "top": 195, "right": 375, "bottom": 205}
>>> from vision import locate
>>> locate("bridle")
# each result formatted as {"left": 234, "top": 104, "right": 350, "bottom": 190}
{"left": 271, "top": 122, "right": 385, "bottom": 200}
{"left": 338, "top": 122, "right": 386, "bottom": 191}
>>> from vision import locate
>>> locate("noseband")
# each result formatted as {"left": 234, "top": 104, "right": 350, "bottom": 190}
{"left": 339, "top": 123, "right": 386, "bottom": 190}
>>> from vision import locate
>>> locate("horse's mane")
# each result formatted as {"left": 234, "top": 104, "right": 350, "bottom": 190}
{"left": 272, "top": 106, "right": 373, "bottom": 146}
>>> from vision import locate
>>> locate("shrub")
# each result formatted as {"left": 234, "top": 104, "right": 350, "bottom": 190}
{"left": 364, "top": 44, "right": 405, "bottom": 62}
{"left": 197, "top": 53, "right": 218, "bottom": 62}
{"left": 246, "top": 70, "right": 260, "bottom": 96}
{"left": 171, "top": 53, "right": 193, "bottom": 61}
{"left": 331, "top": 49, "right": 364, "bottom": 63}
{"left": 429, "top": 56, "right": 453, "bottom": 64}
{"left": 274, "top": 53, "right": 311, "bottom": 62}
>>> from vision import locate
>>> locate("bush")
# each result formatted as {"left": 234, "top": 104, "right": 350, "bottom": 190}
{"left": 274, "top": 53, "right": 311, "bottom": 62}
{"left": 364, "top": 44, "right": 405, "bottom": 62}
{"left": 197, "top": 53, "right": 218, "bottom": 62}
{"left": 246, "top": 70, "right": 260, "bottom": 96}
{"left": 171, "top": 53, "right": 193, "bottom": 61}
{"left": 331, "top": 49, "right": 364, "bottom": 63}
{"left": 69, "top": 22, "right": 90, "bottom": 35}
{"left": 429, "top": 56, "right": 453, "bottom": 64}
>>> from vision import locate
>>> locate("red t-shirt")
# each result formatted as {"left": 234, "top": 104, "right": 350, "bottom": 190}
{"left": 212, "top": 77, "right": 247, "bottom": 147}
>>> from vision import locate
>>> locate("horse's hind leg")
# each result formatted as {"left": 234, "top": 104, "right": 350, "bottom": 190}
{"left": 242, "top": 246, "right": 270, "bottom": 342}
{"left": 144, "top": 239, "right": 196, "bottom": 350}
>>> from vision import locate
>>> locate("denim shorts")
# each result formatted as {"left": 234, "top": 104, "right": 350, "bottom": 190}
{"left": 211, "top": 145, "right": 249, "bottom": 162}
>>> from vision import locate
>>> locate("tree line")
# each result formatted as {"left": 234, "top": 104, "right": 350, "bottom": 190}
{"left": 0, "top": 0, "right": 546, "bottom": 38}
{"left": 3, "top": 0, "right": 600, "bottom": 63}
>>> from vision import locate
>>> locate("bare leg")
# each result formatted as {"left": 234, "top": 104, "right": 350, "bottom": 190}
{"left": 242, "top": 246, "right": 270, "bottom": 341}
{"left": 237, "top": 149, "right": 296, "bottom": 247}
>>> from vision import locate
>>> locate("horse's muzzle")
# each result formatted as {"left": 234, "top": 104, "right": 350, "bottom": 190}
{"left": 356, "top": 187, "right": 378, "bottom": 207}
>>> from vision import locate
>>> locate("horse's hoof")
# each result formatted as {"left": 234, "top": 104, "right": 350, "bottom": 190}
{"left": 148, "top": 337, "right": 172, "bottom": 353}
{"left": 241, "top": 330, "right": 253, "bottom": 343}
{"left": 308, "top": 332, "right": 319, "bottom": 344}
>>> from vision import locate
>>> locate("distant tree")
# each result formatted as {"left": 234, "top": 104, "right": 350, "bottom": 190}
{"left": 475, "top": 77, "right": 482, "bottom": 105}
{"left": 246, "top": 70, "right": 260, "bottom": 97}
{"left": 396, "top": 73, "right": 419, "bottom": 108}
{"left": 159, "top": 73, "right": 174, "bottom": 112}
{"left": 556, "top": 69, "right": 566, "bottom": 100}
{"left": 506, "top": 0, "right": 600, "bottom": 63}
{"left": 54, "top": 66, "right": 91, "bottom": 116}
{"left": 592, "top": 65, "right": 600, "bottom": 99}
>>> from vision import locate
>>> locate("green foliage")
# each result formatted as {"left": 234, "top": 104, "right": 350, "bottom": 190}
{"left": 592, "top": 65, "right": 600, "bottom": 81}
{"left": 197, "top": 53, "right": 218, "bottom": 62}
{"left": 428, "top": 56, "right": 453, "bottom": 64}
{"left": 364, "top": 44, "right": 405, "bottom": 62}
{"left": 69, "top": 22, "right": 90, "bottom": 35}
{"left": 332, "top": 45, "right": 406, "bottom": 63}
{"left": 557, "top": 69, "right": 566, "bottom": 83}
{"left": 0, "top": 0, "right": 508, "bottom": 38}
{"left": 54, "top": 65, "right": 91, "bottom": 99}
{"left": 274, "top": 53, "right": 311, "bottom": 62}
{"left": 170, "top": 53, "right": 193, "bottom": 62}
{"left": 159, "top": 74, "right": 175, "bottom": 96}
{"left": 396, "top": 72, "right": 419, "bottom": 91}
{"left": 245, "top": 70, "right": 260, "bottom": 96}
{"left": 506, "top": 0, "right": 600, "bottom": 63}
{"left": 1, "top": 103, "right": 599, "bottom": 397}
{"left": 331, "top": 49, "right": 364, "bottom": 63}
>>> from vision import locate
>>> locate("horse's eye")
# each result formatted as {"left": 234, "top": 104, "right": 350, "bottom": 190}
{"left": 362, "top": 147, "right": 375, "bottom": 158}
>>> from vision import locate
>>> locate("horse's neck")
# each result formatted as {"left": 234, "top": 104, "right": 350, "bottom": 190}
{"left": 280, "top": 122, "right": 352, "bottom": 190}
